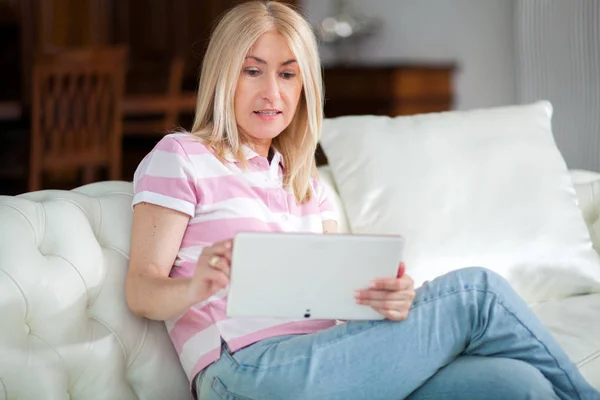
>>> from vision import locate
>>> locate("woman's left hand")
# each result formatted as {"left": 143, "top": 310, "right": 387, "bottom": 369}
{"left": 354, "top": 262, "right": 415, "bottom": 321}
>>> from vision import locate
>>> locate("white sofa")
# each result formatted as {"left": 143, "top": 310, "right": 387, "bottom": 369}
{"left": 0, "top": 167, "right": 599, "bottom": 399}
{"left": 2, "top": 100, "right": 600, "bottom": 399}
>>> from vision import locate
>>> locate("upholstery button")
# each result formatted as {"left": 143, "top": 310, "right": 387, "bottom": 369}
{"left": 24, "top": 323, "right": 30, "bottom": 334}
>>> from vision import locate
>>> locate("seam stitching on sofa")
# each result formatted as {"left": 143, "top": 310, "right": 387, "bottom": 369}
{"left": 36, "top": 197, "right": 105, "bottom": 308}
{"left": 46, "top": 197, "right": 91, "bottom": 222}
{"left": 104, "top": 245, "right": 129, "bottom": 259}
{"left": 39, "top": 202, "right": 46, "bottom": 248}
{"left": 0, "top": 268, "right": 29, "bottom": 321}
{"left": 69, "top": 322, "right": 95, "bottom": 387}
{"left": 104, "top": 191, "right": 133, "bottom": 197}
{"left": 88, "top": 265, "right": 107, "bottom": 308}
{"left": 88, "top": 198, "right": 107, "bottom": 307}
{"left": 576, "top": 349, "right": 600, "bottom": 367}
{"left": 94, "top": 197, "right": 102, "bottom": 240}
{"left": 52, "top": 254, "right": 89, "bottom": 301}
{"left": 0, "top": 202, "right": 38, "bottom": 245}
{"left": 127, "top": 320, "right": 149, "bottom": 369}
{"left": 90, "top": 315, "right": 127, "bottom": 360}
{"left": 29, "top": 332, "right": 64, "bottom": 364}
{"left": 72, "top": 186, "right": 132, "bottom": 198}
{"left": 0, "top": 376, "right": 6, "bottom": 400}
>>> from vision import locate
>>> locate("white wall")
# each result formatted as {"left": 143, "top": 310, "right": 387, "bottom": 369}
{"left": 301, "top": 0, "right": 517, "bottom": 111}
{"left": 515, "top": 0, "right": 600, "bottom": 172}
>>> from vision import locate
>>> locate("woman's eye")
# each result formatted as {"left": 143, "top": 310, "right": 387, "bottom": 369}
{"left": 281, "top": 72, "right": 296, "bottom": 79}
{"left": 245, "top": 68, "right": 260, "bottom": 76}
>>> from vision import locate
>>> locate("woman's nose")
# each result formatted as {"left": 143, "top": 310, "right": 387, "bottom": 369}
{"left": 260, "top": 74, "right": 281, "bottom": 101}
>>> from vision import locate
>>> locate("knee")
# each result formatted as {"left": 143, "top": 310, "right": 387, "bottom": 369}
{"left": 452, "top": 266, "right": 509, "bottom": 291}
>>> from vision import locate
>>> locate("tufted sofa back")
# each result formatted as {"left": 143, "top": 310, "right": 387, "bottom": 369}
{"left": 3, "top": 170, "right": 600, "bottom": 400}
{"left": 0, "top": 182, "right": 190, "bottom": 400}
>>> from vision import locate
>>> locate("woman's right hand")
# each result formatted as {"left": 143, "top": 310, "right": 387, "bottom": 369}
{"left": 187, "top": 239, "right": 234, "bottom": 303}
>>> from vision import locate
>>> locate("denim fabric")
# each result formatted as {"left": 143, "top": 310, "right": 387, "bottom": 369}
{"left": 195, "top": 267, "right": 600, "bottom": 400}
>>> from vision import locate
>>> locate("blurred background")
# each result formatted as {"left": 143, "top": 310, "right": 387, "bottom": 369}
{"left": 0, "top": 0, "right": 598, "bottom": 195}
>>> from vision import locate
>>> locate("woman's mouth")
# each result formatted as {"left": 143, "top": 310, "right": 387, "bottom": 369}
{"left": 253, "top": 110, "right": 282, "bottom": 121}
{"left": 253, "top": 110, "right": 282, "bottom": 116}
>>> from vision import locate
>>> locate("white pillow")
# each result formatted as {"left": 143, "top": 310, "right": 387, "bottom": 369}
{"left": 317, "top": 165, "right": 350, "bottom": 233}
{"left": 319, "top": 101, "right": 600, "bottom": 304}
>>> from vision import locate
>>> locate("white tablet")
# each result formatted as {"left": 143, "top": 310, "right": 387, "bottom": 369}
{"left": 226, "top": 232, "right": 405, "bottom": 321}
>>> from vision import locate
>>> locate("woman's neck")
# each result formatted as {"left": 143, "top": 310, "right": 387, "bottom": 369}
{"left": 245, "top": 138, "right": 272, "bottom": 158}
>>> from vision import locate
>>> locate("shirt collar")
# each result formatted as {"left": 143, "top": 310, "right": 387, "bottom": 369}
{"left": 222, "top": 144, "right": 256, "bottom": 162}
{"left": 223, "top": 145, "right": 284, "bottom": 167}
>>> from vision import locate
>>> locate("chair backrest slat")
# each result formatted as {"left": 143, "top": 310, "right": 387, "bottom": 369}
{"left": 29, "top": 46, "right": 128, "bottom": 191}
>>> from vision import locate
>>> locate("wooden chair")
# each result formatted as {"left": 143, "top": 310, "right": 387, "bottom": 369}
{"left": 122, "top": 56, "right": 192, "bottom": 136}
{"left": 29, "top": 46, "right": 128, "bottom": 192}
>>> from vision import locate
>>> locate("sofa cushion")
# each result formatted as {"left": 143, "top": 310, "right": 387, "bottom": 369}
{"left": 0, "top": 182, "right": 190, "bottom": 400}
{"left": 318, "top": 165, "right": 350, "bottom": 234}
{"left": 319, "top": 101, "right": 600, "bottom": 304}
{"left": 571, "top": 170, "right": 600, "bottom": 254}
{"left": 532, "top": 294, "right": 600, "bottom": 390}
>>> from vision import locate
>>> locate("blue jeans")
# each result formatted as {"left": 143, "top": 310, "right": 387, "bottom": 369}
{"left": 196, "top": 267, "right": 600, "bottom": 400}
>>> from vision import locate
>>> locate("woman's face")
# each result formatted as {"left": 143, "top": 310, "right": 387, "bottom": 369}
{"left": 234, "top": 30, "right": 303, "bottom": 145}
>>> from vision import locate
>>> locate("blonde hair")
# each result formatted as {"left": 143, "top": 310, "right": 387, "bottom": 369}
{"left": 190, "top": 1, "right": 323, "bottom": 204}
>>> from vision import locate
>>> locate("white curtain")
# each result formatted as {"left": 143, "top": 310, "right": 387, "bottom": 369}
{"left": 515, "top": 0, "right": 600, "bottom": 171}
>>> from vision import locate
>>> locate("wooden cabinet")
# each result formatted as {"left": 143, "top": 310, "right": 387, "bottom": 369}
{"left": 322, "top": 64, "right": 456, "bottom": 118}
{"left": 315, "top": 63, "right": 456, "bottom": 166}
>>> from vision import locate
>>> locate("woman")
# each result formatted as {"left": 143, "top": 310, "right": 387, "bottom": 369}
{"left": 125, "top": 1, "right": 599, "bottom": 399}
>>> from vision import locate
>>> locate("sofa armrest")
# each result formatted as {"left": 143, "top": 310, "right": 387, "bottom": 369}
{"left": 570, "top": 170, "right": 600, "bottom": 253}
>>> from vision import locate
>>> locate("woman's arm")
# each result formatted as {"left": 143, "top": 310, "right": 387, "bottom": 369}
{"left": 126, "top": 201, "right": 232, "bottom": 321}
{"left": 125, "top": 202, "right": 198, "bottom": 321}
{"left": 323, "top": 220, "right": 338, "bottom": 234}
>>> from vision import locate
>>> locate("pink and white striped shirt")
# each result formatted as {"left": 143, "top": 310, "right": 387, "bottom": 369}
{"left": 132, "top": 133, "right": 338, "bottom": 386}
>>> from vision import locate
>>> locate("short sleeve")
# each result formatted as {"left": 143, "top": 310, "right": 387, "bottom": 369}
{"left": 312, "top": 177, "right": 339, "bottom": 222}
{"left": 132, "top": 135, "right": 199, "bottom": 217}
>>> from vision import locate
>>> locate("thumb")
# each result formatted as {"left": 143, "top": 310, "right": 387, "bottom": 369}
{"left": 397, "top": 262, "right": 406, "bottom": 278}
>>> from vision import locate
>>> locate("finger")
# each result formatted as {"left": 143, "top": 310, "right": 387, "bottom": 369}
{"left": 201, "top": 244, "right": 233, "bottom": 268}
{"left": 208, "top": 239, "right": 234, "bottom": 261}
{"left": 202, "top": 253, "right": 232, "bottom": 277}
{"left": 192, "top": 266, "right": 230, "bottom": 300}
{"left": 374, "top": 308, "right": 409, "bottom": 321}
{"left": 358, "top": 299, "right": 412, "bottom": 311}
{"left": 378, "top": 275, "right": 414, "bottom": 291}
{"left": 355, "top": 289, "right": 414, "bottom": 302}
{"left": 368, "top": 277, "right": 412, "bottom": 292}
{"left": 213, "top": 257, "right": 231, "bottom": 277}
{"left": 397, "top": 262, "right": 406, "bottom": 278}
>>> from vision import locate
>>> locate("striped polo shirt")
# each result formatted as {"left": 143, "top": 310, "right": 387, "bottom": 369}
{"left": 131, "top": 133, "right": 338, "bottom": 385}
